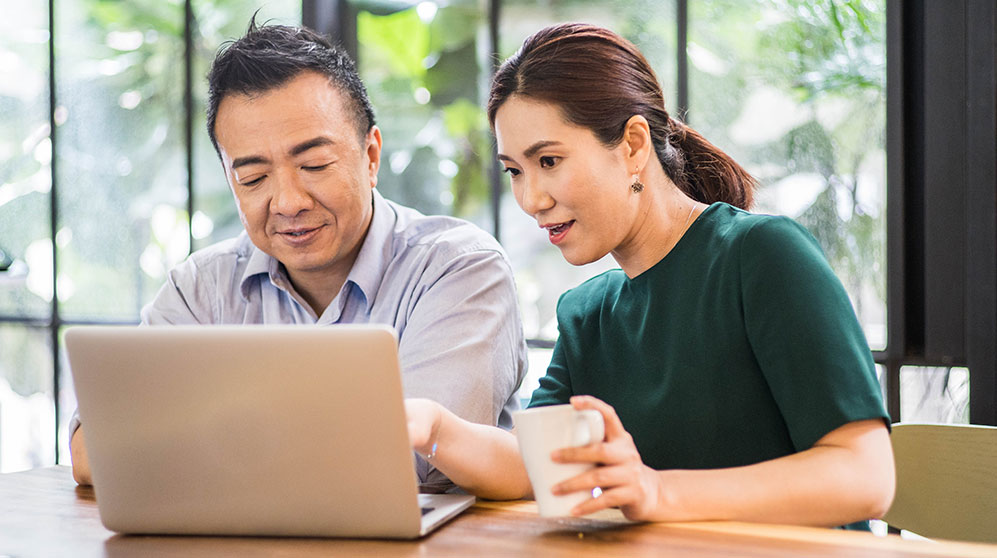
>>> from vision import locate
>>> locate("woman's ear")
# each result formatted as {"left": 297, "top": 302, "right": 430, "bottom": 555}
{"left": 622, "top": 115, "right": 653, "bottom": 171}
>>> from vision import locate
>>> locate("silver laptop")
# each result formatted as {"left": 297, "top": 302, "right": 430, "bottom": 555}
{"left": 66, "top": 324, "right": 474, "bottom": 538}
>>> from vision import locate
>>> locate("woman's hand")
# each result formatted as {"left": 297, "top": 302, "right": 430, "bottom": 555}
{"left": 404, "top": 398, "right": 443, "bottom": 457}
{"left": 550, "top": 395, "right": 665, "bottom": 521}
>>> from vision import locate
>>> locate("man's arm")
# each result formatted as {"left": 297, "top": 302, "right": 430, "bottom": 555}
{"left": 398, "top": 247, "right": 526, "bottom": 425}
{"left": 406, "top": 398, "right": 531, "bottom": 499}
{"left": 396, "top": 246, "right": 527, "bottom": 486}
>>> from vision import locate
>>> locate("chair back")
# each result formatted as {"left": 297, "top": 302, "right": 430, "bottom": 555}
{"left": 883, "top": 423, "right": 997, "bottom": 544}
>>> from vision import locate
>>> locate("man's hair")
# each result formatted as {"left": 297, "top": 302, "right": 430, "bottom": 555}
{"left": 205, "top": 15, "right": 376, "bottom": 154}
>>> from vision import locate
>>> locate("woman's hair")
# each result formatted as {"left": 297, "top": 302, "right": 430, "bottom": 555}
{"left": 487, "top": 23, "right": 754, "bottom": 209}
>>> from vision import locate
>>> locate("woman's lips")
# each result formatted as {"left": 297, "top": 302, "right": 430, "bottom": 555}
{"left": 543, "top": 220, "right": 574, "bottom": 245}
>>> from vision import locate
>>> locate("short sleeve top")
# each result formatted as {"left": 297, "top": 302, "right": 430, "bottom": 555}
{"left": 530, "top": 203, "right": 889, "bottom": 472}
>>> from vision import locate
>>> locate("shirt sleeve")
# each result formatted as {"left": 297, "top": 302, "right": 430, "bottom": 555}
{"left": 394, "top": 247, "right": 528, "bottom": 490}
{"left": 140, "top": 259, "right": 216, "bottom": 325}
{"left": 740, "top": 216, "right": 889, "bottom": 451}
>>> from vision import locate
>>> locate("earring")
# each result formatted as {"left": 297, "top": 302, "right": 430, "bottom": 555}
{"left": 630, "top": 174, "right": 644, "bottom": 193}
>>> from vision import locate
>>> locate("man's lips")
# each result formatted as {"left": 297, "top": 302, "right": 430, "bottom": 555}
{"left": 275, "top": 225, "right": 325, "bottom": 241}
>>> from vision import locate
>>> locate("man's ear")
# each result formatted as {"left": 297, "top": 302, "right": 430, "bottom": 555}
{"left": 365, "top": 126, "right": 383, "bottom": 189}
{"left": 622, "top": 115, "right": 652, "bottom": 172}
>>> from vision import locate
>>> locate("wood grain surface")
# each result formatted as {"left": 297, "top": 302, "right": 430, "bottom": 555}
{"left": 2, "top": 467, "right": 995, "bottom": 558}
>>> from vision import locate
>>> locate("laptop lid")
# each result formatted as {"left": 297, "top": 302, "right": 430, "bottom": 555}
{"left": 66, "top": 324, "right": 473, "bottom": 538}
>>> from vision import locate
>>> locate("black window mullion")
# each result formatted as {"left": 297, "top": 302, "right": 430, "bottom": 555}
{"left": 48, "top": 0, "right": 61, "bottom": 464}
{"left": 676, "top": 0, "right": 688, "bottom": 122}
{"left": 489, "top": 0, "right": 501, "bottom": 242}
{"left": 185, "top": 0, "right": 195, "bottom": 255}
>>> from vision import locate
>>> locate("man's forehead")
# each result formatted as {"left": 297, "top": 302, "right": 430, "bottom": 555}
{"left": 215, "top": 76, "right": 363, "bottom": 157}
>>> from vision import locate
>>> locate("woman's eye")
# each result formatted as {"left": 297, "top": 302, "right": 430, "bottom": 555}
{"left": 502, "top": 167, "right": 521, "bottom": 177}
{"left": 539, "top": 156, "right": 557, "bottom": 168}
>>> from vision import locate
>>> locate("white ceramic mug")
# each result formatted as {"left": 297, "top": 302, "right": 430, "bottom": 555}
{"left": 512, "top": 404, "right": 605, "bottom": 517}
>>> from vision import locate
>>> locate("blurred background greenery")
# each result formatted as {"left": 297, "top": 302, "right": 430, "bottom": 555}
{"left": 1, "top": 0, "right": 965, "bottom": 473}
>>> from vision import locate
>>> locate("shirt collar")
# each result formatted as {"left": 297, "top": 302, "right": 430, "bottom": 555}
{"left": 238, "top": 189, "right": 396, "bottom": 307}
{"left": 344, "top": 189, "right": 395, "bottom": 307}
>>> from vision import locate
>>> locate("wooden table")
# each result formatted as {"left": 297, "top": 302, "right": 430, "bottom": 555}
{"left": 3, "top": 467, "right": 995, "bottom": 557}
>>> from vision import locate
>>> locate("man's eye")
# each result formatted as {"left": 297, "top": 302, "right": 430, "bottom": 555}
{"left": 502, "top": 167, "right": 521, "bottom": 177}
{"left": 539, "top": 156, "right": 557, "bottom": 168}
{"left": 302, "top": 164, "right": 330, "bottom": 172}
{"left": 241, "top": 176, "right": 265, "bottom": 186}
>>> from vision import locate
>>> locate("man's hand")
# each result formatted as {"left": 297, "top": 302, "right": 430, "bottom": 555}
{"left": 404, "top": 398, "right": 442, "bottom": 458}
{"left": 70, "top": 428, "right": 92, "bottom": 486}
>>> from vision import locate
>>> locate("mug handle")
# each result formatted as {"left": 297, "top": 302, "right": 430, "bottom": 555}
{"left": 572, "top": 409, "right": 605, "bottom": 446}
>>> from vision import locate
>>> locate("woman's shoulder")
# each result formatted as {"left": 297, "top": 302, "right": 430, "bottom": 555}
{"left": 555, "top": 268, "right": 627, "bottom": 317}
{"left": 706, "top": 204, "right": 822, "bottom": 257}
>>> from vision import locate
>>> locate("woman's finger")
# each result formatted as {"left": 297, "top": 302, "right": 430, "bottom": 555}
{"left": 552, "top": 437, "right": 635, "bottom": 465}
{"left": 569, "top": 484, "right": 641, "bottom": 517}
{"left": 569, "top": 395, "right": 629, "bottom": 440}
{"left": 552, "top": 460, "right": 643, "bottom": 496}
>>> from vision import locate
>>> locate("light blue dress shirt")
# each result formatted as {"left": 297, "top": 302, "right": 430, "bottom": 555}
{"left": 71, "top": 190, "right": 527, "bottom": 490}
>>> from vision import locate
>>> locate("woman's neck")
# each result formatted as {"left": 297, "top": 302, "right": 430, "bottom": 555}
{"left": 612, "top": 174, "right": 704, "bottom": 279}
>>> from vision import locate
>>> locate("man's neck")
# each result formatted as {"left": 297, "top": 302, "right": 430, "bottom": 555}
{"left": 289, "top": 268, "right": 349, "bottom": 317}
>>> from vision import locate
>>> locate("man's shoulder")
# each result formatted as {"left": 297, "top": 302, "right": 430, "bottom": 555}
{"left": 387, "top": 199, "right": 504, "bottom": 261}
{"left": 177, "top": 231, "right": 256, "bottom": 274}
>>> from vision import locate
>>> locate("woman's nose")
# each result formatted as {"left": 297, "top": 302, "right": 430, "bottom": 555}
{"left": 518, "top": 176, "right": 554, "bottom": 216}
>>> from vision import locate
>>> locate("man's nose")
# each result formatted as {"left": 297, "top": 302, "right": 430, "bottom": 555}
{"left": 270, "top": 170, "right": 314, "bottom": 216}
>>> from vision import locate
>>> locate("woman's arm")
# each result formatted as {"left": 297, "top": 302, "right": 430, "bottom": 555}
{"left": 405, "top": 398, "right": 531, "bottom": 499}
{"left": 553, "top": 396, "right": 895, "bottom": 525}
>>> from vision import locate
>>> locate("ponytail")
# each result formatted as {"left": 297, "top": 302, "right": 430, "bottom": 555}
{"left": 657, "top": 117, "right": 755, "bottom": 209}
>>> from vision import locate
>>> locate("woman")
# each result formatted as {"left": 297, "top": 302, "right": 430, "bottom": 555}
{"left": 406, "top": 23, "right": 894, "bottom": 528}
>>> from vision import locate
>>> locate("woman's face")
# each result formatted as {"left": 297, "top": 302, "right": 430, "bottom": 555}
{"left": 494, "top": 96, "right": 638, "bottom": 266}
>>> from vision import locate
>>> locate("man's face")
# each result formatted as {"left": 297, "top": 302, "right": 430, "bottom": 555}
{"left": 214, "top": 71, "right": 382, "bottom": 289}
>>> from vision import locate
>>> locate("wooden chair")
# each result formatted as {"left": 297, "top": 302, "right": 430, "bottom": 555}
{"left": 883, "top": 423, "right": 997, "bottom": 544}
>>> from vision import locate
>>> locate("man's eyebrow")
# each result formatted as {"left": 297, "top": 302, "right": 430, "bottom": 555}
{"left": 230, "top": 137, "right": 335, "bottom": 170}
{"left": 290, "top": 137, "right": 335, "bottom": 157}
{"left": 231, "top": 155, "right": 268, "bottom": 170}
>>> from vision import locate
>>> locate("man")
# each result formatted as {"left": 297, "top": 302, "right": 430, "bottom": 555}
{"left": 69, "top": 20, "right": 527, "bottom": 489}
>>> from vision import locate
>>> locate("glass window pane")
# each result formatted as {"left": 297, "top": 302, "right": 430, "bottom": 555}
{"left": 356, "top": 0, "right": 492, "bottom": 230}
{"left": 498, "top": 1, "right": 678, "bottom": 341}
{"left": 0, "top": 324, "right": 54, "bottom": 472}
{"left": 55, "top": 1, "right": 188, "bottom": 321}
{"left": 900, "top": 366, "right": 970, "bottom": 424}
{"left": 689, "top": 0, "right": 887, "bottom": 349}
{"left": 519, "top": 346, "right": 553, "bottom": 404}
{"left": 0, "top": 2, "right": 52, "bottom": 320}
{"left": 190, "top": 0, "right": 302, "bottom": 252}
